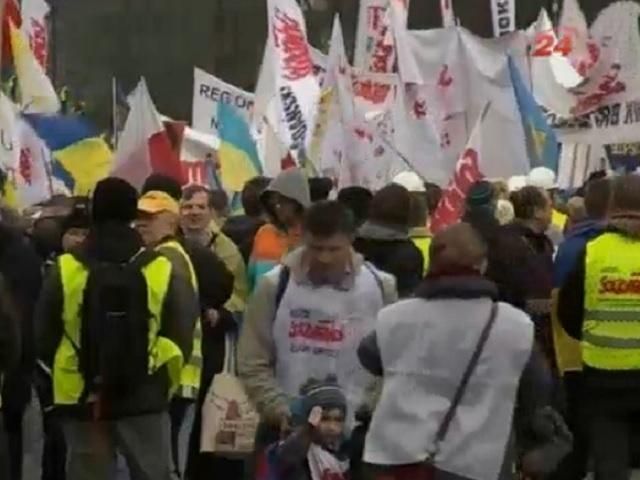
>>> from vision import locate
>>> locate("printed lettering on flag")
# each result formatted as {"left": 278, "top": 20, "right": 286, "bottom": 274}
{"left": 491, "top": 0, "right": 516, "bottom": 37}
{"left": 268, "top": 0, "right": 320, "bottom": 153}
{"left": 22, "top": 0, "right": 50, "bottom": 70}
{"left": 430, "top": 103, "right": 488, "bottom": 233}
{"left": 192, "top": 68, "right": 254, "bottom": 137}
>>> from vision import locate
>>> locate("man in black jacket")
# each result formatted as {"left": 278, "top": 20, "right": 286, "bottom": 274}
{"left": 35, "top": 178, "right": 198, "bottom": 480}
{"left": 0, "top": 218, "right": 43, "bottom": 480}
{"left": 558, "top": 174, "right": 640, "bottom": 480}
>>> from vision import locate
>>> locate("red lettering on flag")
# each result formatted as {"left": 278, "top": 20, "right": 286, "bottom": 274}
{"left": 430, "top": 148, "right": 483, "bottom": 233}
{"left": 273, "top": 8, "right": 313, "bottom": 81}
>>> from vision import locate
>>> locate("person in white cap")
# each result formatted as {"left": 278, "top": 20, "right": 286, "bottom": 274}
{"left": 392, "top": 172, "right": 431, "bottom": 274}
{"left": 508, "top": 175, "right": 527, "bottom": 193}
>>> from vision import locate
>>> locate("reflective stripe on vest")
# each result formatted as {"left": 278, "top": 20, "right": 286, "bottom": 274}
{"left": 54, "top": 253, "right": 183, "bottom": 405}
{"left": 584, "top": 232, "right": 640, "bottom": 370}
{"left": 158, "top": 240, "right": 202, "bottom": 399}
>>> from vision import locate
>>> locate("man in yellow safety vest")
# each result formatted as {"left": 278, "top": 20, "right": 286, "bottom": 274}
{"left": 559, "top": 174, "right": 640, "bottom": 480}
{"left": 35, "top": 178, "right": 198, "bottom": 480}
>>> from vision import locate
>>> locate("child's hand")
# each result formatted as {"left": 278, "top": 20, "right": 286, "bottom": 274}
{"left": 308, "top": 406, "right": 323, "bottom": 428}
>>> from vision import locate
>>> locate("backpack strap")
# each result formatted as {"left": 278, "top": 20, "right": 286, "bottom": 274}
{"left": 274, "top": 266, "right": 291, "bottom": 314}
{"left": 363, "top": 262, "right": 386, "bottom": 304}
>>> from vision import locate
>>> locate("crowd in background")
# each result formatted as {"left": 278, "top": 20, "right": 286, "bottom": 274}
{"left": 0, "top": 164, "right": 637, "bottom": 480}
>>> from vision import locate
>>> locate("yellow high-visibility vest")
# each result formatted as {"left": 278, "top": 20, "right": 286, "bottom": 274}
{"left": 54, "top": 253, "right": 183, "bottom": 405}
{"left": 157, "top": 240, "right": 202, "bottom": 399}
{"left": 583, "top": 232, "right": 640, "bottom": 370}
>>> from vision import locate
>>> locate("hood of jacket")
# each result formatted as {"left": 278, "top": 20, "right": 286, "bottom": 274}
{"left": 565, "top": 219, "right": 605, "bottom": 241}
{"left": 83, "top": 222, "right": 144, "bottom": 263}
{"left": 607, "top": 213, "right": 640, "bottom": 239}
{"left": 262, "top": 168, "right": 311, "bottom": 211}
{"left": 358, "top": 221, "right": 408, "bottom": 241}
{"left": 501, "top": 222, "right": 553, "bottom": 256}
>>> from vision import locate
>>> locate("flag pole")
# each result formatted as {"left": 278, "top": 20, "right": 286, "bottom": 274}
{"left": 112, "top": 77, "right": 118, "bottom": 148}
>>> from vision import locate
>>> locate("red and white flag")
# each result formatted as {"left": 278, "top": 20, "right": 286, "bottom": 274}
{"left": 267, "top": 0, "right": 320, "bottom": 154}
{"left": 111, "top": 79, "right": 182, "bottom": 189}
{"left": 558, "top": 0, "right": 594, "bottom": 78}
{"left": 430, "top": 104, "right": 489, "bottom": 234}
{"left": 14, "top": 117, "right": 52, "bottom": 207}
{"left": 21, "top": 0, "right": 49, "bottom": 70}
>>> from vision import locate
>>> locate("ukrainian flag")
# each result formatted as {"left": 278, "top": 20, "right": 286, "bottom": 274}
{"left": 24, "top": 114, "right": 113, "bottom": 195}
{"left": 217, "top": 101, "right": 262, "bottom": 192}
{"left": 508, "top": 57, "right": 560, "bottom": 173}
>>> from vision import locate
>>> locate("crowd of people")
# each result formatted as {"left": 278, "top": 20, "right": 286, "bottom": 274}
{"left": 0, "top": 165, "right": 637, "bottom": 480}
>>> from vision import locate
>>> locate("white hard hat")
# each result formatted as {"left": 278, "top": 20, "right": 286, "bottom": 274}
{"left": 526, "top": 167, "right": 557, "bottom": 190}
{"left": 392, "top": 171, "right": 426, "bottom": 192}
{"left": 507, "top": 175, "right": 527, "bottom": 192}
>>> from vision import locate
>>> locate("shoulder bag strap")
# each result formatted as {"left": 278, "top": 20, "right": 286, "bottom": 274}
{"left": 431, "top": 302, "right": 499, "bottom": 458}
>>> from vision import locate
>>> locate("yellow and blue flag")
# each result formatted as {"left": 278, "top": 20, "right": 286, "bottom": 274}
{"left": 217, "top": 101, "right": 262, "bottom": 192}
{"left": 24, "top": 113, "right": 113, "bottom": 195}
{"left": 508, "top": 57, "right": 560, "bottom": 172}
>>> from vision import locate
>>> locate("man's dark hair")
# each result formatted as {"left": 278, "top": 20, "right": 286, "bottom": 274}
{"left": 209, "top": 189, "right": 229, "bottom": 217}
{"left": 408, "top": 193, "right": 428, "bottom": 228}
{"left": 182, "top": 184, "right": 213, "bottom": 208}
{"left": 308, "top": 177, "right": 334, "bottom": 203}
{"left": 424, "top": 182, "right": 443, "bottom": 215}
{"left": 510, "top": 186, "right": 548, "bottom": 221}
{"left": 584, "top": 178, "right": 611, "bottom": 219}
{"left": 142, "top": 174, "right": 182, "bottom": 202}
{"left": 611, "top": 174, "right": 640, "bottom": 213}
{"left": 303, "top": 201, "right": 355, "bottom": 238}
{"left": 337, "top": 187, "right": 372, "bottom": 227}
{"left": 369, "top": 184, "right": 411, "bottom": 228}
{"left": 242, "top": 176, "right": 271, "bottom": 217}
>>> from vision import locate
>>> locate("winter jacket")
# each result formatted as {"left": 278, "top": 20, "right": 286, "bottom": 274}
{"left": 206, "top": 221, "right": 248, "bottom": 314}
{"left": 558, "top": 214, "right": 640, "bottom": 412}
{"left": 0, "top": 224, "right": 43, "bottom": 412}
{"left": 552, "top": 220, "right": 604, "bottom": 374}
{"left": 222, "top": 214, "right": 265, "bottom": 263}
{"left": 358, "top": 275, "right": 553, "bottom": 480}
{"left": 238, "top": 247, "right": 397, "bottom": 424}
{"left": 249, "top": 169, "right": 310, "bottom": 291}
{"left": 34, "top": 223, "right": 198, "bottom": 418}
{"left": 553, "top": 220, "right": 605, "bottom": 288}
{"left": 353, "top": 222, "right": 424, "bottom": 298}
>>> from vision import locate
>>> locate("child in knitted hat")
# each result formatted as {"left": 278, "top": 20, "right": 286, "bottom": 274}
{"left": 268, "top": 375, "right": 350, "bottom": 480}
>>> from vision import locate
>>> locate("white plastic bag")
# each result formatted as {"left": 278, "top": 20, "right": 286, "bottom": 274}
{"left": 200, "top": 334, "right": 259, "bottom": 456}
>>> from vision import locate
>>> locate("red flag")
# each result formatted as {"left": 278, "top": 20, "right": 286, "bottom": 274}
{"left": 111, "top": 79, "right": 183, "bottom": 189}
{"left": 2, "top": 0, "right": 21, "bottom": 66}
{"left": 430, "top": 105, "right": 489, "bottom": 233}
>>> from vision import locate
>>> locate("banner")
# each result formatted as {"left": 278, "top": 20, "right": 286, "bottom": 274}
{"left": 491, "top": 0, "right": 516, "bottom": 37}
{"left": 354, "top": 0, "right": 387, "bottom": 70}
{"left": 21, "top": 0, "right": 49, "bottom": 70}
{"left": 267, "top": 0, "right": 320, "bottom": 153}
{"left": 192, "top": 67, "right": 254, "bottom": 137}
{"left": 605, "top": 142, "right": 640, "bottom": 173}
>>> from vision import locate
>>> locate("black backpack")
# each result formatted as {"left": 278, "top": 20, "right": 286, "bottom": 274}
{"left": 77, "top": 250, "right": 158, "bottom": 397}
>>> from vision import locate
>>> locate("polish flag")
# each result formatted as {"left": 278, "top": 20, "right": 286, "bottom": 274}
{"left": 430, "top": 104, "right": 489, "bottom": 234}
{"left": 111, "top": 78, "right": 182, "bottom": 189}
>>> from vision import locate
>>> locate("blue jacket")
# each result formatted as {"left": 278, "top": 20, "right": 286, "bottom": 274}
{"left": 553, "top": 220, "right": 605, "bottom": 288}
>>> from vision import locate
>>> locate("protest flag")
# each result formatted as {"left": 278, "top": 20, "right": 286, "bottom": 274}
{"left": 21, "top": 0, "right": 49, "bottom": 70}
{"left": 430, "top": 103, "right": 489, "bottom": 234}
{"left": 217, "top": 100, "right": 262, "bottom": 192}
{"left": 508, "top": 56, "right": 559, "bottom": 172}
{"left": 10, "top": 20, "right": 58, "bottom": 114}
{"left": 111, "top": 78, "right": 182, "bottom": 189}
{"left": 1, "top": 0, "right": 20, "bottom": 67}
{"left": 23, "top": 113, "right": 113, "bottom": 195}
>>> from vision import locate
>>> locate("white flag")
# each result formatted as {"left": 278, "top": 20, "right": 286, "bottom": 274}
{"left": 0, "top": 94, "right": 20, "bottom": 174}
{"left": 558, "top": 0, "right": 593, "bottom": 77}
{"left": 440, "top": 0, "right": 456, "bottom": 28}
{"left": 491, "top": 0, "right": 516, "bottom": 37}
{"left": 267, "top": 0, "right": 320, "bottom": 154}
{"left": 21, "top": 0, "right": 50, "bottom": 70}
{"left": 14, "top": 118, "right": 52, "bottom": 208}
